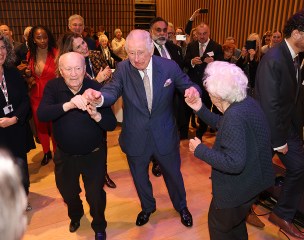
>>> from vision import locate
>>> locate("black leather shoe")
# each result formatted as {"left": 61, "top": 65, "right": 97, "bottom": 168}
{"left": 152, "top": 162, "right": 162, "bottom": 177}
{"left": 180, "top": 207, "right": 193, "bottom": 227}
{"left": 69, "top": 220, "right": 80, "bottom": 232}
{"left": 41, "top": 151, "right": 51, "bottom": 166}
{"left": 136, "top": 209, "right": 156, "bottom": 226}
{"left": 105, "top": 173, "right": 116, "bottom": 188}
{"left": 95, "top": 231, "right": 106, "bottom": 240}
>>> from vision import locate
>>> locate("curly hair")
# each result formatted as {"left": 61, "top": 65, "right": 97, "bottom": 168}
{"left": 204, "top": 61, "right": 248, "bottom": 103}
{"left": 27, "top": 25, "right": 56, "bottom": 62}
{"left": 284, "top": 9, "right": 304, "bottom": 38}
{"left": 0, "top": 32, "right": 16, "bottom": 67}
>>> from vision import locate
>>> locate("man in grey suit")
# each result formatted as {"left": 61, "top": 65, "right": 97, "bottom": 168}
{"left": 255, "top": 10, "right": 304, "bottom": 239}
{"left": 84, "top": 29, "right": 201, "bottom": 228}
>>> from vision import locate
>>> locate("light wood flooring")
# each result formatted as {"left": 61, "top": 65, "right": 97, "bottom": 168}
{"left": 22, "top": 126, "right": 301, "bottom": 240}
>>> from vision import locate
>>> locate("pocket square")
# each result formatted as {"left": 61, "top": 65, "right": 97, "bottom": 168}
{"left": 164, "top": 79, "right": 172, "bottom": 87}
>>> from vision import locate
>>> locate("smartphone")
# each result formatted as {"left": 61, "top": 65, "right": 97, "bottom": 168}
{"left": 245, "top": 40, "right": 256, "bottom": 50}
{"left": 199, "top": 8, "right": 208, "bottom": 14}
{"left": 176, "top": 35, "right": 186, "bottom": 41}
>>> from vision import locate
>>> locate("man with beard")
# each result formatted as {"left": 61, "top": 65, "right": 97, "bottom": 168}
{"left": 149, "top": 17, "right": 192, "bottom": 177}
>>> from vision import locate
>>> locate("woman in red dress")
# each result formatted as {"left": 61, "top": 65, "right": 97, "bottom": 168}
{"left": 27, "top": 25, "right": 57, "bottom": 165}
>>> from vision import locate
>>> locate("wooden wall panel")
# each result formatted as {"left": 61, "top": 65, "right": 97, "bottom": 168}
{"left": 0, "top": 0, "right": 134, "bottom": 42}
{"left": 156, "top": 0, "right": 304, "bottom": 48}
{"left": 0, "top": 0, "right": 303, "bottom": 47}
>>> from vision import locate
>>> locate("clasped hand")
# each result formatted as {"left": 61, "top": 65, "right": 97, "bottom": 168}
{"left": 69, "top": 95, "right": 101, "bottom": 122}
{"left": 189, "top": 137, "right": 201, "bottom": 152}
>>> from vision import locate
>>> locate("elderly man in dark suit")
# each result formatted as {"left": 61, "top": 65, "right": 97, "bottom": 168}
{"left": 255, "top": 9, "right": 304, "bottom": 239}
{"left": 84, "top": 29, "right": 201, "bottom": 228}
{"left": 184, "top": 23, "right": 223, "bottom": 139}
{"left": 149, "top": 17, "right": 189, "bottom": 177}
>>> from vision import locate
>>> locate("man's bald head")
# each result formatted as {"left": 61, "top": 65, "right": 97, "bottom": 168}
{"left": 59, "top": 52, "right": 86, "bottom": 93}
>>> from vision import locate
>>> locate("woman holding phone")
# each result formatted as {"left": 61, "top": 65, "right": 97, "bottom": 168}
{"left": 236, "top": 33, "right": 261, "bottom": 97}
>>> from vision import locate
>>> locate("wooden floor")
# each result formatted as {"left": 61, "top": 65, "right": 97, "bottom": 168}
{"left": 22, "top": 126, "right": 299, "bottom": 240}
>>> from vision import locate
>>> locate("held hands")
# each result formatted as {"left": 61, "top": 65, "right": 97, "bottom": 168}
{"left": 189, "top": 137, "right": 201, "bottom": 152}
{"left": 86, "top": 103, "right": 102, "bottom": 122}
{"left": 0, "top": 117, "right": 18, "bottom": 128}
{"left": 70, "top": 95, "right": 88, "bottom": 111}
{"left": 203, "top": 56, "right": 214, "bottom": 64}
{"left": 184, "top": 87, "right": 202, "bottom": 111}
{"left": 82, "top": 88, "right": 102, "bottom": 106}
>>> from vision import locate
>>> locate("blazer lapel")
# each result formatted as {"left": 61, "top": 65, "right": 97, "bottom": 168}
{"left": 129, "top": 63, "right": 151, "bottom": 112}
{"left": 151, "top": 56, "right": 164, "bottom": 112}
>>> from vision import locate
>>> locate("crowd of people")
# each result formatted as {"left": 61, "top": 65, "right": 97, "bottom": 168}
{"left": 0, "top": 8, "right": 304, "bottom": 240}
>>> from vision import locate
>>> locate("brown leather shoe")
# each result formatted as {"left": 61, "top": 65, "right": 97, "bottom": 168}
{"left": 269, "top": 212, "right": 304, "bottom": 239}
{"left": 246, "top": 213, "right": 265, "bottom": 228}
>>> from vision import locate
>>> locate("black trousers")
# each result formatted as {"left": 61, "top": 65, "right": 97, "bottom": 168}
{"left": 127, "top": 132, "right": 187, "bottom": 213}
{"left": 54, "top": 146, "right": 107, "bottom": 233}
{"left": 273, "top": 128, "right": 304, "bottom": 221}
{"left": 208, "top": 197, "right": 256, "bottom": 240}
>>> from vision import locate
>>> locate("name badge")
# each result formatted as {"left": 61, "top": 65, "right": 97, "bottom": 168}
{"left": 3, "top": 104, "right": 13, "bottom": 115}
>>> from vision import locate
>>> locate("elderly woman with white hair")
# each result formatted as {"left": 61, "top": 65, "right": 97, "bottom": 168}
{"left": 186, "top": 61, "right": 274, "bottom": 240}
{"left": 111, "top": 28, "right": 127, "bottom": 60}
{"left": 98, "top": 34, "right": 122, "bottom": 69}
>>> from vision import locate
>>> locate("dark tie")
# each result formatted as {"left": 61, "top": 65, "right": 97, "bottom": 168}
{"left": 159, "top": 45, "right": 168, "bottom": 59}
{"left": 294, "top": 56, "right": 299, "bottom": 80}
{"left": 142, "top": 69, "right": 152, "bottom": 112}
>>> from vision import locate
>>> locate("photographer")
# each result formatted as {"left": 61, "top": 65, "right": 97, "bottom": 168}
{"left": 184, "top": 23, "right": 223, "bottom": 139}
{"left": 236, "top": 33, "right": 262, "bottom": 97}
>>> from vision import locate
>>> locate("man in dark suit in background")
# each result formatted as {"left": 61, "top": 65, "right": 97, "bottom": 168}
{"left": 68, "top": 14, "right": 96, "bottom": 50}
{"left": 83, "top": 29, "right": 201, "bottom": 228}
{"left": 185, "top": 23, "right": 223, "bottom": 139}
{"left": 149, "top": 17, "right": 191, "bottom": 177}
{"left": 255, "top": 9, "right": 304, "bottom": 239}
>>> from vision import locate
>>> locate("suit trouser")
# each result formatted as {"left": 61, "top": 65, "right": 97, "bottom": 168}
{"left": 273, "top": 128, "right": 304, "bottom": 221}
{"left": 208, "top": 197, "right": 256, "bottom": 240}
{"left": 31, "top": 96, "right": 56, "bottom": 153}
{"left": 127, "top": 132, "right": 187, "bottom": 213}
{"left": 174, "top": 91, "right": 192, "bottom": 139}
{"left": 54, "top": 146, "right": 107, "bottom": 232}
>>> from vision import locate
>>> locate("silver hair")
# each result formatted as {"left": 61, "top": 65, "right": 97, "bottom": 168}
{"left": 125, "top": 29, "right": 154, "bottom": 53}
{"left": 113, "top": 28, "right": 122, "bottom": 36}
{"left": 0, "top": 149, "right": 27, "bottom": 240}
{"left": 0, "top": 32, "right": 16, "bottom": 66}
{"left": 204, "top": 61, "right": 248, "bottom": 103}
{"left": 68, "top": 14, "right": 84, "bottom": 26}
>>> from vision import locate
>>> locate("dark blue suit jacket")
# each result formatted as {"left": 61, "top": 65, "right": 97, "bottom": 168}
{"left": 194, "top": 97, "right": 274, "bottom": 208}
{"left": 101, "top": 56, "right": 201, "bottom": 156}
{"left": 255, "top": 40, "right": 304, "bottom": 148}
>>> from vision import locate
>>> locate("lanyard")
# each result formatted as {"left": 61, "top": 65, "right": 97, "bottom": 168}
{"left": 0, "top": 74, "right": 9, "bottom": 105}
{"left": 86, "top": 58, "right": 95, "bottom": 79}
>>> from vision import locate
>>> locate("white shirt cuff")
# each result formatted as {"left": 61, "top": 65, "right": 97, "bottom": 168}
{"left": 273, "top": 143, "right": 287, "bottom": 151}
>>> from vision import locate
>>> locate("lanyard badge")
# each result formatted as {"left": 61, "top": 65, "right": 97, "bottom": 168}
{"left": 1, "top": 74, "right": 13, "bottom": 115}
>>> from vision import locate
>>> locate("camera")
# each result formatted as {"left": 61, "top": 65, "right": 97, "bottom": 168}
{"left": 245, "top": 40, "right": 256, "bottom": 50}
{"left": 176, "top": 35, "right": 186, "bottom": 41}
